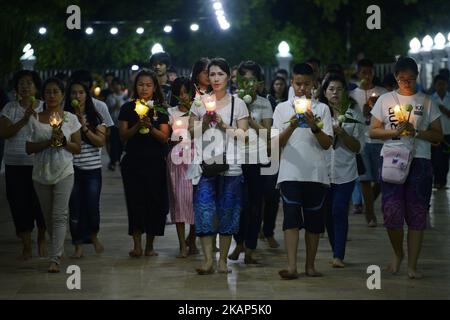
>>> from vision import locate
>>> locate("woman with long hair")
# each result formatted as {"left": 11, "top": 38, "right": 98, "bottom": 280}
{"left": 188, "top": 58, "right": 249, "bottom": 274}
{"left": 26, "top": 78, "right": 82, "bottom": 273}
{"left": 319, "top": 73, "right": 365, "bottom": 268}
{"left": 65, "top": 81, "right": 106, "bottom": 258}
{"left": 119, "top": 70, "right": 170, "bottom": 258}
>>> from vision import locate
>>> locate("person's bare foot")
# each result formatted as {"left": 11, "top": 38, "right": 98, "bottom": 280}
{"left": 305, "top": 267, "right": 323, "bottom": 277}
{"left": 176, "top": 245, "right": 188, "bottom": 258}
{"left": 332, "top": 258, "right": 345, "bottom": 268}
{"left": 37, "top": 237, "right": 48, "bottom": 257}
{"left": 279, "top": 269, "right": 299, "bottom": 280}
{"left": 217, "top": 260, "right": 231, "bottom": 274}
{"left": 407, "top": 269, "right": 423, "bottom": 279}
{"left": 92, "top": 239, "right": 104, "bottom": 254}
{"left": 244, "top": 255, "right": 260, "bottom": 265}
{"left": 128, "top": 248, "right": 143, "bottom": 258}
{"left": 367, "top": 220, "right": 377, "bottom": 227}
{"left": 71, "top": 245, "right": 83, "bottom": 259}
{"left": 267, "top": 236, "right": 280, "bottom": 248}
{"left": 145, "top": 248, "right": 159, "bottom": 257}
{"left": 386, "top": 254, "right": 404, "bottom": 275}
{"left": 228, "top": 244, "right": 244, "bottom": 260}
{"left": 18, "top": 247, "right": 32, "bottom": 261}
{"left": 48, "top": 262, "right": 60, "bottom": 273}
{"left": 196, "top": 261, "right": 215, "bottom": 275}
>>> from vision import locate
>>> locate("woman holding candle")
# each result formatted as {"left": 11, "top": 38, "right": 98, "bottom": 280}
{"left": 0, "top": 70, "right": 46, "bottom": 260}
{"left": 369, "top": 57, "right": 443, "bottom": 279}
{"left": 188, "top": 58, "right": 249, "bottom": 274}
{"left": 319, "top": 73, "right": 365, "bottom": 268}
{"left": 119, "top": 70, "right": 170, "bottom": 258}
{"left": 65, "top": 81, "right": 106, "bottom": 258}
{"left": 25, "top": 78, "right": 82, "bottom": 273}
{"left": 167, "top": 77, "right": 196, "bottom": 258}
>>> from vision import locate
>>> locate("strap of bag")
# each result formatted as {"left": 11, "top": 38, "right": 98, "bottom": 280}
{"left": 230, "top": 95, "right": 235, "bottom": 126}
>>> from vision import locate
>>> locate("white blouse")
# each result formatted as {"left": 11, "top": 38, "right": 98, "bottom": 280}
{"left": 28, "top": 111, "right": 81, "bottom": 185}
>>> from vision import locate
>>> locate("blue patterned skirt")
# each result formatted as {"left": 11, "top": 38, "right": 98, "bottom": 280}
{"left": 193, "top": 175, "right": 243, "bottom": 237}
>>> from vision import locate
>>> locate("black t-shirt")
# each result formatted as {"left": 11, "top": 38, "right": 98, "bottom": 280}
{"left": 118, "top": 100, "right": 169, "bottom": 161}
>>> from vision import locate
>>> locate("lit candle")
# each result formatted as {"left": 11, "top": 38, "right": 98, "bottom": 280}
{"left": 134, "top": 100, "right": 149, "bottom": 118}
{"left": 393, "top": 104, "right": 404, "bottom": 122}
{"left": 94, "top": 86, "right": 101, "bottom": 97}
{"left": 294, "top": 97, "right": 311, "bottom": 114}
{"left": 175, "top": 120, "right": 183, "bottom": 127}
{"left": 134, "top": 100, "right": 150, "bottom": 134}
{"left": 49, "top": 112, "right": 62, "bottom": 127}
{"left": 204, "top": 96, "right": 216, "bottom": 114}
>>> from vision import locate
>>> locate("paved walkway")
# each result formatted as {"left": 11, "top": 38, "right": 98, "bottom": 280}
{"left": 0, "top": 156, "right": 449, "bottom": 299}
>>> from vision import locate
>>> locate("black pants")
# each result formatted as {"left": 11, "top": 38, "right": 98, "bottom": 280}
{"left": 5, "top": 165, "right": 45, "bottom": 235}
{"left": 431, "top": 135, "right": 450, "bottom": 187}
{"left": 262, "top": 172, "right": 280, "bottom": 237}
{"left": 233, "top": 164, "right": 264, "bottom": 250}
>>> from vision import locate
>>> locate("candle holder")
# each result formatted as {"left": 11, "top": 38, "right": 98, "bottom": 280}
{"left": 134, "top": 100, "right": 150, "bottom": 134}
{"left": 49, "top": 112, "right": 63, "bottom": 147}
{"left": 204, "top": 96, "right": 217, "bottom": 127}
{"left": 293, "top": 97, "right": 311, "bottom": 128}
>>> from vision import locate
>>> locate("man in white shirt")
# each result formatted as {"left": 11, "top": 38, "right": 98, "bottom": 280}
{"left": 431, "top": 74, "right": 450, "bottom": 189}
{"left": 349, "top": 59, "right": 388, "bottom": 227}
{"left": 272, "top": 63, "right": 333, "bottom": 279}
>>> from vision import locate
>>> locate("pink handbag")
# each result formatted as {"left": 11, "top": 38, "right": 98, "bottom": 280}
{"left": 381, "top": 146, "right": 412, "bottom": 184}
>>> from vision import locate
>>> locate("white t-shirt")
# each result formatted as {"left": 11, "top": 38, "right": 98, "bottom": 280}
{"left": 190, "top": 94, "right": 249, "bottom": 176}
{"left": 349, "top": 86, "right": 388, "bottom": 144}
{"left": 324, "top": 107, "right": 365, "bottom": 184}
{"left": 28, "top": 112, "right": 81, "bottom": 185}
{"left": 93, "top": 98, "right": 114, "bottom": 128}
{"left": 272, "top": 97, "right": 334, "bottom": 186}
{"left": 0, "top": 100, "right": 44, "bottom": 166}
{"left": 245, "top": 95, "right": 273, "bottom": 164}
{"left": 371, "top": 91, "right": 441, "bottom": 160}
{"left": 431, "top": 92, "right": 450, "bottom": 135}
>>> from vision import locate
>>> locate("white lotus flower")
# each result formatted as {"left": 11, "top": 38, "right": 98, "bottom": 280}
{"left": 243, "top": 95, "right": 253, "bottom": 105}
{"left": 194, "top": 96, "right": 202, "bottom": 107}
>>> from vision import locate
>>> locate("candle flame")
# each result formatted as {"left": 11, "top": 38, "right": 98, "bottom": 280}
{"left": 134, "top": 100, "right": 149, "bottom": 117}
{"left": 294, "top": 97, "right": 311, "bottom": 114}
{"left": 204, "top": 96, "right": 216, "bottom": 112}
{"left": 49, "top": 112, "right": 62, "bottom": 127}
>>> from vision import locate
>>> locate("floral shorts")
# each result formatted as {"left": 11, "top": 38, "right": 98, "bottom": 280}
{"left": 380, "top": 158, "right": 432, "bottom": 230}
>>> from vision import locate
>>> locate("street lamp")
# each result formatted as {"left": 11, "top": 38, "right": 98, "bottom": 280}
{"left": 85, "top": 27, "right": 94, "bottom": 35}
{"left": 164, "top": 25, "right": 172, "bottom": 33}
{"left": 38, "top": 27, "right": 47, "bottom": 35}
{"left": 276, "top": 41, "right": 292, "bottom": 74}
{"left": 190, "top": 23, "right": 199, "bottom": 32}
{"left": 110, "top": 27, "right": 118, "bottom": 35}
{"left": 151, "top": 43, "right": 164, "bottom": 55}
{"left": 20, "top": 43, "right": 36, "bottom": 70}
{"left": 136, "top": 27, "right": 144, "bottom": 35}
